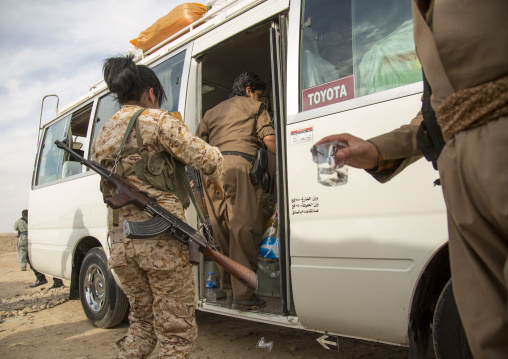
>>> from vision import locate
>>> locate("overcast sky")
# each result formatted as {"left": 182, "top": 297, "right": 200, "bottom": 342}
{"left": 0, "top": 0, "right": 205, "bottom": 232}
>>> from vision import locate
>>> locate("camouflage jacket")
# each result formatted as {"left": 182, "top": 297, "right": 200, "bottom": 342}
{"left": 91, "top": 105, "right": 224, "bottom": 227}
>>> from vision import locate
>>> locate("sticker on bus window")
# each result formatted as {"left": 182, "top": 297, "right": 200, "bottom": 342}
{"left": 302, "top": 76, "right": 354, "bottom": 111}
{"left": 290, "top": 126, "right": 313, "bottom": 144}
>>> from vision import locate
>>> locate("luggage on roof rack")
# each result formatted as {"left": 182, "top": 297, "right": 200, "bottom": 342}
{"left": 130, "top": 3, "right": 207, "bottom": 52}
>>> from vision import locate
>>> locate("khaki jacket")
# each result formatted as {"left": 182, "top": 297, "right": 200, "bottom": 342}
{"left": 196, "top": 96, "right": 274, "bottom": 157}
{"left": 91, "top": 105, "right": 224, "bottom": 227}
{"left": 369, "top": 0, "right": 508, "bottom": 182}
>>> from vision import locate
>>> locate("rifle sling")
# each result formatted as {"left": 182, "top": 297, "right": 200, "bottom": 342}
{"left": 110, "top": 108, "right": 146, "bottom": 226}
{"left": 118, "top": 108, "right": 146, "bottom": 157}
{"left": 177, "top": 165, "right": 206, "bottom": 225}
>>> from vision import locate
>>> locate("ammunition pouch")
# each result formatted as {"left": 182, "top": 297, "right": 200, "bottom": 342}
{"left": 134, "top": 152, "right": 190, "bottom": 209}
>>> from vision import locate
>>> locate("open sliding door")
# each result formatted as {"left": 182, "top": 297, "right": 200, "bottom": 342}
{"left": 269, "top": 16, "right": 291, "bottom": 316}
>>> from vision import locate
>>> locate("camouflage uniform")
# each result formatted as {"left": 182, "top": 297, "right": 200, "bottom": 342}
{"left": 14, "top": 217, "right": 28, "bottom": 269}
{"left": 91, "top": 105, "right": 223, "bottom": 359}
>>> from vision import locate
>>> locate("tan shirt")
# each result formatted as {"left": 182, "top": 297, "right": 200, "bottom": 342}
{"left": 14, "top": 218, "right": 28, "bottom": 233}
{"left": 196, "top": 96, "right": 274, "bottom": 157}
{"left": 91, "top": 105, "right": 224, "bottom": 227}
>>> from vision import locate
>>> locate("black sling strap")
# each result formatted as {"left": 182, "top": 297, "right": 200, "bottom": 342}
{"left": 416, "top": 71, "right": 446, "bottom": 171}
{"left": 412, "top": 0, "right": 450, "bottom": 175}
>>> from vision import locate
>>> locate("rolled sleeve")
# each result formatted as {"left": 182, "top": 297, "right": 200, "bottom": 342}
{"left": 196, "top": 119, "right": 209, "bottom": 143}
{"left": 369, "top": 111, "right": 423, "bottom": 160}
{"left": 256, "top": 109, "right": 275, "bottom": 140}
{"left": 366, "top": 111, "right": 424, "bottom": 183}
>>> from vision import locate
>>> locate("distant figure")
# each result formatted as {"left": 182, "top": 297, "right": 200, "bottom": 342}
{"left": 14, "top": 209, "right": 64, "bottom": 289}
{"left": 13, "top": 209, "right": 28, "bottom": 271}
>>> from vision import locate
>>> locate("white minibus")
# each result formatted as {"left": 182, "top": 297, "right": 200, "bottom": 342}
{"left": 29, "top": 0, "right": 471, "bottom": 357}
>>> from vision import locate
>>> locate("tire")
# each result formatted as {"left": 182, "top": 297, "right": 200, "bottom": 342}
{"left": 433, "top": 279, "right": 474, "bottom": 359}
{"left": 79, "top": 247, "right": 129, "bottom": 328}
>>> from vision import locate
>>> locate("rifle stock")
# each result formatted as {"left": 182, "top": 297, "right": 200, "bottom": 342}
{"left": 103, "top": 174, "right": 150, "bottom": 210}
{"left": 202, "top": 244, "right": 258, "bottom": 291}
{"left": 54, "top": 139, "right": 258, "bottom": 291}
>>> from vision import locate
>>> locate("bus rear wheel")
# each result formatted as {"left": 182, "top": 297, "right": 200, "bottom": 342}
{"left": 79, "top": 247, "right": 129, "bottom": 328}
{"left": 433, "top": 279, "right": 473, "bottom": 359}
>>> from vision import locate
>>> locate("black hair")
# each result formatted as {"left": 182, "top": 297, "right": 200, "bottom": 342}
{"left": 229, "top": 71, "right": 266, "bottom": 98}
{"left": 103, "top": 55, "right": 167, "bottom": 106}
{"left": 22, "top": 209, "right": 28, "bottom": 217}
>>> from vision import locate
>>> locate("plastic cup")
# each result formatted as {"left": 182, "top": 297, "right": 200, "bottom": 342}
{"left": 256, "top": 337, "right": 273, "bottom": 352}
{"left": 311, "top": 141, "right": 348, "bottom": 187}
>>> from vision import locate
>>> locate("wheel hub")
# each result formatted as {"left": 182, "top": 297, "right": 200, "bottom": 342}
{"left": 84, "top": 263, "right": 105, "bottom": 312}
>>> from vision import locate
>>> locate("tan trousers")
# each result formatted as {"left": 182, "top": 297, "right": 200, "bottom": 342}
{"left": 204, "top": 155, "right": 264, "bottom": 300}
{"left": 438, "top": 116, "right": 508, "bottom": 359}
{"left": 16, "top": 234, "right": 28, "bottom": 269}
{"left": 110, "top": 237, "right": 197, "bottom": 359}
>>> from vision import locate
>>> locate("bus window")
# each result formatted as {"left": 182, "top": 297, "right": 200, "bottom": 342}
{"left": 90, "top": 50, "right": 186, "bottom": 147}
{"left": 300, "top": 0, "right": 420, "bottom": 111}
{"left": 69, "top": 103, "right": 92, "bottom": 151}
{"left": 91, "top": 94, "right": 119, "bottom": 143}
{"left": 36, "top": 116, "right": 69, "bottom": 185}
{"left": 35, "top": 103, "right": 94, "bottom": 185}
{"left": 63, "top": 103, "right": 92, "bottom": 176}
{"left": 153, "top": 50, "right": 186, "bottom": 113}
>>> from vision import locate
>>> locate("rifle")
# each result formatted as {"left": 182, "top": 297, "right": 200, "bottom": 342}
{"left": 186, "top": 166, "right": 208, "bottom": 218}
{"left": 55, "top": 139, "right": 257, "bottom": 291}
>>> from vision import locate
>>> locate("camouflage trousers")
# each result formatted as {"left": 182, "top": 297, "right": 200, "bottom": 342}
{"left": 109, "top": 234, "right": 197, "bottom": 359}
{"left": 16, "top": 234, "right": 28, "bottom": 269}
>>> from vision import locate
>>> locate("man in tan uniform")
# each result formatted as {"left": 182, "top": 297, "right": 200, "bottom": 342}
{"left": 316, "top": 1, "right": 508, "bottom": 357}
{"left": 92, "top": 56, "right": 224, "bottom": 359}
{"left": 197, "top": 72, "right": 276, "bottom": 310}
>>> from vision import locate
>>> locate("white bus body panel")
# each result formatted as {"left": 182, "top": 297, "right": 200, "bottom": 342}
{"left": 286, "top": 93, "right": 447, "bottom": 343}
{"left": 28, "top": 173, "right": 108, "bottom": 279}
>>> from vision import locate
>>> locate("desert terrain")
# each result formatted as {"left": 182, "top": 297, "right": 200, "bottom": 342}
{"left": 0, "top": 233, "right": 411, "bottom": 358}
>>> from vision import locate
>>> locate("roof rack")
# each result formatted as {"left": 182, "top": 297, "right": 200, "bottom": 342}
{"left": 51, "top": 0, "right": 267, "bottom": 120}
{"left": 138, "top": 0, "right": 266, "bottom": 57}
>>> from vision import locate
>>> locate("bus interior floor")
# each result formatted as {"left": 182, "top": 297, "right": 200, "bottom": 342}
{"left": 210, "top": 295, "right": 284, "bottom": 315}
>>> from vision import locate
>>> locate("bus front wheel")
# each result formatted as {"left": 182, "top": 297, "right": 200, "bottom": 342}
{"left": 433, "top": 279, "right": 473, "bottom": 359}
{"left": 79, "top": 247, "right": 129, "bottom": 328}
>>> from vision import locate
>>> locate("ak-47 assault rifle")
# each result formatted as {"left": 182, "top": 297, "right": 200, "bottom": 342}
{"left": 54, "top": 139, "right": 257, "bottom": 291}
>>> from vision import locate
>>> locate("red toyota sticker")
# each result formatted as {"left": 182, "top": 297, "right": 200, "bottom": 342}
{"left": 302, "top": 76, "right": 354, "bottom": 111}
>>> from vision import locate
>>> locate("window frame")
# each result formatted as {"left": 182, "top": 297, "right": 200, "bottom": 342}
{"left": 33, "top": 99, "right": 97, "bottom": 189}
{"left": 148, "top": 43, "right": 193, "bottom": 121}
{"left": 89, "top": 93, "right": 119, "bottom": 147}
{"left": 34, "top": 115, "right": 70, "bottom": 187}
{"left": 286, "top": 0, "right": 423, "bottom": 125}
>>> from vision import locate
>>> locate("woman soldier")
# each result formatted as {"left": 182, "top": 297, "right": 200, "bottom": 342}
{"left": 91, "top": 56, "right": 224, "bottom": 359}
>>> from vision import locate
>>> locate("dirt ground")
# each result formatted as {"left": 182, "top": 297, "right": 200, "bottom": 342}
{"left": 0, "top": 233, "right": 411, "bottom": 359}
